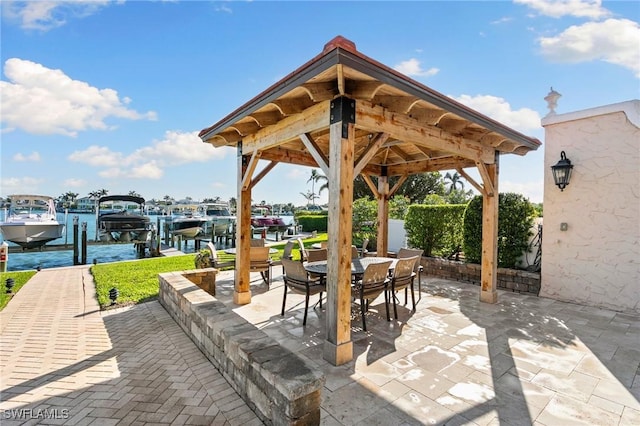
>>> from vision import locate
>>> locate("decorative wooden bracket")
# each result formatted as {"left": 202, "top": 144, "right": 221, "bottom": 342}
{"left": 300, "top": 133, "right": 329, "bottom": 176}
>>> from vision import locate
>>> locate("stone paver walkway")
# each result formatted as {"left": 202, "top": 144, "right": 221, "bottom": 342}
{"left": 0, "top": 266, "right": 262, "bottom": 425}
{"left": 2, "top": 264, "right": 639, "bottom": 425}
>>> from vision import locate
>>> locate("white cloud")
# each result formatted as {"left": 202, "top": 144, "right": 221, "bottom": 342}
{"left": 0, "top": 58, "right": 157, "bottom": 136}
{"left": 0, "top": 176, "right": 44, "bottom": 194}
{"left": 2, "top": 0, "right": 113, "bottom": 31}
{"left": 515, "top": 0, "right": 611, "bottom": 19}
{"left": 68, "top": 130, "right": 234, "bottom": 180}
{"left": 500, "top": 180, "right": 544, "bottom": 203}
{"left": 538, "top": 19, "right": 640, "bottom": 78}
{"left": 453, "top": 94, "right": 542, "bottom": 134}
{"left": 63, "top": 178, "right": 86, "bottom": 188}
{"left": 393, "top": 58, "right": 439, "bottom": 78}
{"left": 13, "top": 151, "right": 41, "bottom": 162}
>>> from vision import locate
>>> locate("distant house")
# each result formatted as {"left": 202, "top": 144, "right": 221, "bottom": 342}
{"left": 541, "top": 99, "right": 639, "bottom": 314}
{"left": 76, "top": 197, "right": 96, "bottom": 212}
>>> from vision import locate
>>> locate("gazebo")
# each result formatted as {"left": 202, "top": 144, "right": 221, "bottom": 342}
{"left": 199, "top": 36, "right": 541, "bottom": 365}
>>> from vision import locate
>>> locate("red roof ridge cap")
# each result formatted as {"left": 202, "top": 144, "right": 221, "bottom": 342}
{"left": 323, "top": 36, "right": 357, "bottom": 53}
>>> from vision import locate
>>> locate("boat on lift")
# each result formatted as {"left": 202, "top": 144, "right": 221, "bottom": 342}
{"left": 97, "top": 195, "right": 151, "bottom": 243}
{"left": 165, "top": 210, "right": 208, "bottom": 239}
{"left": 198, "top": 202, "right": 236, "bottom": 238}
{"left": 0, "top": 194, "right": 65, "bottom": 249}
{"left": 251, "top": 205, "right": 288, "bottom": 233}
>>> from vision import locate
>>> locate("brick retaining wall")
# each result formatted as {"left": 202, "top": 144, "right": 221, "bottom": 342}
{"left": 158, "top": 270, "right": 325, "bottom": 425}
{"left": 422, "top": 257, "right": 541, "bottom": 295}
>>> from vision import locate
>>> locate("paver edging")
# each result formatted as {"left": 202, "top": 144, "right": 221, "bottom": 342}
{"left": 158, "top": 271, "right": 324, "bottom": 425}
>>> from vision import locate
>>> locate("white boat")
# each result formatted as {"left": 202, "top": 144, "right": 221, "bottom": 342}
{"left": 198, "top": 202, "right": 236, "bottom": 237}
{"left": 165, "top": 211, "right": 207, "bottom": 239}
{"left": 0, "top": 194, "right": 65, "bottom": 249}
{"left": 97, "top": 195, "right": 152, "bottom": 243}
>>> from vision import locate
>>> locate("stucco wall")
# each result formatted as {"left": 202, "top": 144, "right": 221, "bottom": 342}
{"left": 541, "top": 100, "right": 640, "bottom": 314}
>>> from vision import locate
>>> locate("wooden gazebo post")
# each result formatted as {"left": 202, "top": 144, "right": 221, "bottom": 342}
{"left": 234, "top": 147, "right": 252, "bottom": 304}
{"left": 323, "top": 97, "right": 356, "bottom": 365}
{"left": 479, "top": 153, "right": 500, "bottom": 303}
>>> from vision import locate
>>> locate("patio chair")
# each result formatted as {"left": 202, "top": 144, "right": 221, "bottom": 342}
{"left": 397, "top": 247, "right": 424, "bottom": 294}
{"left": 251, "top": 238, "right": 266, "bottom": 247}
{"left": 351, "top": 260, "right": 392, "bottom": 331}
{"left": 357, "top": 238, "right": 369, "bottom": 257}
{"left": 206, "top": 242, "right": 235, "bottom": 269}
{"left": 249, "top": 246, "right": 273, "bottom": 288}
{"left": 306, "top": 248, "right": 327, "bottom": 262}
{"left": 278, "top": 240, "right": 296, "bottom": 273}
{"left": 351, "top": 245, "right": 360, "bottom": 260}
{"left": 389, "top": 255, "right": 419, "bottom": 319}
{"left": 281, "top": 259, "right": 326, "bottom": 326}
{"left": 296, "top": 237, "right": 308, "bottom": 263}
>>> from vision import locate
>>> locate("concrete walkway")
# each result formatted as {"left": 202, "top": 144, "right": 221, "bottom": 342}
{"left": 0, "top": 266, "right": 262, "bottom": 425}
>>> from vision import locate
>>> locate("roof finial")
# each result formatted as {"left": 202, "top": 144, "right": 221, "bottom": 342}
{"left": 544, "top": 87, "right": 561, "bottom": 116}
{"left": 323, "top": 36, "right": 357, "bottom": 53}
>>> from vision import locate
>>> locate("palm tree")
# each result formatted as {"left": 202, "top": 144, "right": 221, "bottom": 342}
{"left": 307, "top": 169, "right": 329, "bottom": 202}
{"left": 300, "top": 191, "right": 317, "bottom": 206}
{"left": 444, "top": 172, "right": 464, "bottom": 194}
{"left": 128, "top": 190, "right": 141, "bottom": 197}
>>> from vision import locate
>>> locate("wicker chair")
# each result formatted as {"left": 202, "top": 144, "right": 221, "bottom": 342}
{"left": 351, "top": 260, "right": 392, "bottom": 331}
{"left": 281, "top": 259, "right": 326, "bottom": 325}
{"left": 389, "top": 255, "right": 419, "bottom": 319}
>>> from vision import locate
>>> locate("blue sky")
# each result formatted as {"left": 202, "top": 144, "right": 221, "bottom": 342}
{"left": 1, "top": 1, "right": 638, "bottom": 206}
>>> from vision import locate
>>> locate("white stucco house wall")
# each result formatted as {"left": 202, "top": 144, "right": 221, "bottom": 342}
{"left": 540, "top": 99, "right": 640, "bottom": 314}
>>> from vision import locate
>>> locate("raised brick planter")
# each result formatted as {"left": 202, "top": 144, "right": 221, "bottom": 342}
{"left": 158, "top": 270, "right": 324, "bottom": 425}
{"left": 421, "top": 257, "right": 541, "bottom": 295}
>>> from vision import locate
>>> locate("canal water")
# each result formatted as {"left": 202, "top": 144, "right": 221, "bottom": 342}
{"left": 1, "top": 213, "right": 294, "bottom": 272}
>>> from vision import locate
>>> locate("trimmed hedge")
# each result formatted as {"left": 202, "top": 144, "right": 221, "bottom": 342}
{"left": 405, "top": 204, "right": 466, "bottom": 257}
{"left": 296, "top": 213, "right": 328, "bottom": 233}
{"left": 462, "top": 193, "right": 536, "bottom": 268}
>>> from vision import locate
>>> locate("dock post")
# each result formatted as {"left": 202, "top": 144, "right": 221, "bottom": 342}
{"left": 73, "top": 216, "right": 79, "bottom": 265}
{"left": 81, "top": 222, "right": 87, "bottom": 265}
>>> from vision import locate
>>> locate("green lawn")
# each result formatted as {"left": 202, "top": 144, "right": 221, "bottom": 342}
{"left": 0, "top": 271, "right": 38, "bottom": 310}
{"left": 92, "top": 234, "right": 327, "bottom": 309}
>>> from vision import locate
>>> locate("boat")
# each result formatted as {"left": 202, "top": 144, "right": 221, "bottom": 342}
{"left": 251, "top": 205, "right": 288, "bottom": 233}
{"left": 97, "top": 195, "right": 151, "bottom": 243}
{"left": 165, "top": 211, "right": 208, "bottom": 239}
{"left": 0, "top": 194, "right": 65, "bottom": 249}
{"left": 198, "top": 202, "right": 236, "bottom": 238}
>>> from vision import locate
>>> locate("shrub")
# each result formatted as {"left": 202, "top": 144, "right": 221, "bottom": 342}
{"left": 404, "top": 204, "right": 466, "bottom": 257}
{"left": 462, "top": 193, "right": 536, "bottom": 268}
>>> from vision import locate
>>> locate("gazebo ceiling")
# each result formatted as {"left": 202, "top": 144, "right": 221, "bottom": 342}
{"left": 199, "top": 36, "right": 541, "bottom": 177}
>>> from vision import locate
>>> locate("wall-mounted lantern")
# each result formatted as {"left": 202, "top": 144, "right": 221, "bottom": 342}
{"left": 551, "top": 151, "right": 573, "bottom": 191}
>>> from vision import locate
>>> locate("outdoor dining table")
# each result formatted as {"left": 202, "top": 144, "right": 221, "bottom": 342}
{"left": 224, "top": 247, "right": 278, "bottom": 255}
{"left": 304, "top": 256, "right": 398, "bottom": 277}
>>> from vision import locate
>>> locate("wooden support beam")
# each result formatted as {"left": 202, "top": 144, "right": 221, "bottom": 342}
{"left": 480, "top": 152, "right": 499, "bottom": 304}
{"left": 300, "top": 133, "right": 329, "bottom": 175}
{"left": 376, "top": 175, "right": 390, "bottom": 257}
{"left": 389, "top": 174, "right": 408, "bottom": 197}
{"left": 456, "top": 167, "right": 486, "bottom": 197}
{"left": 235, "top": 150, "right": 252, "bottom": 305}
{"left": 242, "top": 101, "right": 331, "bottom": 153}
{"left": 475, "top": 161, "right": 495, "bottom": 197}
{"left": 323, "top": 119, "right": 355, "bottom": 367}
{"left": 354, "top": 133, "right": 389, "bottom": 177}
{"left": 241, "top": 151, "right": 261, "bottom": 191}
{"left": 362, "top": 174, "right": 377, "bottom": 195}
{"left": 355, "top": 102, "right": 495, "bottom": 163}
{"left": 251, "top": 161, "right": 277, "bottom": 189}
